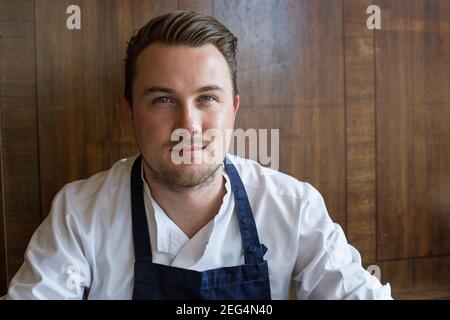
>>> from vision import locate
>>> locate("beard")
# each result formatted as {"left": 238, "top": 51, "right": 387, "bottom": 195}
{"left": 142, "top": 155, "right": 222, "bottom": 191}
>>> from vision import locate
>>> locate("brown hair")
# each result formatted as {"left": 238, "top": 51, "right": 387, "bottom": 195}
{"left": 124, "top": 10, "right": 238, "bottom": 104}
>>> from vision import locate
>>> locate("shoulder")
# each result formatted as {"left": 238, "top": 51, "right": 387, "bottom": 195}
{"left": 53, "top": 155, "right": 138, "bottom": 210}
{"left": 225, "top": 154, "right": 321, "bottom": 203}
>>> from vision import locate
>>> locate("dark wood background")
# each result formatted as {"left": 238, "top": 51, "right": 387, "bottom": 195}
{"left": 1, "top": 0, "right": 449, "bottom": 299}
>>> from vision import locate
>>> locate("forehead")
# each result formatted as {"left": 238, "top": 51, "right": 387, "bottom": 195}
{"left": 134, "top": 43, "right": 232, "bottom": 92}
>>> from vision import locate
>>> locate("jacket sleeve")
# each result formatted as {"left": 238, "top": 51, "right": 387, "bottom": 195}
{"left": 3, "top": 185, "right": 91, "bottom": 299}
{"left": 292, "top": 183, "right": 393, "bottom": 300}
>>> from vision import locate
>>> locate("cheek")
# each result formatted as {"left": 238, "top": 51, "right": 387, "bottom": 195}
{"left": 203, "top": 109, "right": 235, "bottom": 149}
{"left": 133, "top": 111, "right": 171, "bottom": 145}
{"left": 204, "top": 107, "right": 235, "bottom": 130}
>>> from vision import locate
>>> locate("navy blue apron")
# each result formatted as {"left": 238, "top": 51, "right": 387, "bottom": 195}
{"left": 130, "top": 155, "right": 271, "bottom": 300}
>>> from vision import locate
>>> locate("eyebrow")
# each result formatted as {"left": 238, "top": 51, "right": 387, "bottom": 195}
{"left": 142, "top": 85, "right": 225, "bottom": 96}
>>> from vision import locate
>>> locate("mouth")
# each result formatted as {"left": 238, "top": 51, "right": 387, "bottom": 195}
{"left": 170, "top": 145, "right": 207, "bottom": 156}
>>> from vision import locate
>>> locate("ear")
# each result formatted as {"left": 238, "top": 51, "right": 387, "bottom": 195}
{"left": 121, "top": 97, "right": 134, "bottom": 129}
{"left": 232, "top": 94, "right": 240, "bottom": 120}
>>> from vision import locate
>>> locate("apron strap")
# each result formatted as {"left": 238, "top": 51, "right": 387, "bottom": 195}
{"left": 131, "top": 155, "right": 152, "bottom": 261}
{"left": 224, "top": 158, "right": 265, "bottom": 265}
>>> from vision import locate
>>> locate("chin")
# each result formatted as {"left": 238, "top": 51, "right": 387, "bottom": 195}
{"left": 167, "top": 165, "right": 219, "bottom": 188}
{"left": 168, "top": 161, "right": 212, "bottom": 173}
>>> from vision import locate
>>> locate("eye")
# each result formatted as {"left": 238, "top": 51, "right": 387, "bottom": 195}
{"left": 198, "top": 95, "right": 218, "bottom": 103}
{"left": 152, "top": 96, "right": 172, "bottom": 104}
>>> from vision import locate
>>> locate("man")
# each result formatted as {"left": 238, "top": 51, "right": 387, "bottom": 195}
{"left": 4, "top": 11, "right": 391, "bottom": 299}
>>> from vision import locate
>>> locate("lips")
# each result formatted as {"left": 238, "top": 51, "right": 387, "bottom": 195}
{"left": 171, "top": 145, "right": 204, "bottom": 151}
{"left": 170, "top": 145, "right": 206, "bottom": 155}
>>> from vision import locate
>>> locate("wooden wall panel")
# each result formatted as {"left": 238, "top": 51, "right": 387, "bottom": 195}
{"left": 35, "top": 0, "right": 179, "bottom": 217}
{"left": 178, "top": 0, "right": 213, "bottom": 14}
{"left": 0, "top": 0, "right": 42, "bottom": 288}
{"left": 132, "top": 0, "right": 177, "bottom": 30}
{"left": 344, "top": 0, "right": 376, "bottom": 264}
{"left": 379, "top": 256, "right": 450, "bottom": 299}
{"left": 376, "top": 0, "right": 450, "bottom": 260}
{"left": 287, "top": 0, "right": 346, "bottom": 228}
{"left": 0, "top": 86, "right": 5, "bottom": 294}
{"left": 215, "top": 0, "right": 347, "bottom": 227}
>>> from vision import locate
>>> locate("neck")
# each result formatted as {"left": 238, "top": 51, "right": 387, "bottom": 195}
{"left": 143, "top": 164, "right": 227, "bottom": 238}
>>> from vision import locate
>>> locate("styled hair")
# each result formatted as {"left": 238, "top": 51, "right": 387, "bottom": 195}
{"left": 124, "top": 10, "right": 238, "bottom": 104}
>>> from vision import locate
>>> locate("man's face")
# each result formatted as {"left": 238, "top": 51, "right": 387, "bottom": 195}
{"left": 124, "top": 43, "right": 239, "bottom": 188}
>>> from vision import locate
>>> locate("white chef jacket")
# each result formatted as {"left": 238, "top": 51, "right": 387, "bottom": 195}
{"left": 3, "top": 154, "right": 392, "bottom": 300}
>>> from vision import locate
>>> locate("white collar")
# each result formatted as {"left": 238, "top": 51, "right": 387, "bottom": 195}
{"left": 140, "top": 161, "right": 232, "bottom": 263}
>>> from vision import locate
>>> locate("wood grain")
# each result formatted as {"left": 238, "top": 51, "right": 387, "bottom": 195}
{"left": 378, "top": 256, "right": 450, "bottom": 299}
{"left": 0, "top": 72, "right": 5, "bottom": 294}
{"left": 215, "top": 0, "right": 347, "bottom": 227}
{"left": 0, "top": 0, "right": 42, "bottom": 290}
{"left": 344, "top": 0, "right": 377, "bottom": 264}
{"left": 376, "top": 0, "right": 450, "bottom": 260}
{"left": 178, "top": 0, "right": 213, "bottom": 14}
{"left": 35, "top": 0, "right": 179, "bottom": 217}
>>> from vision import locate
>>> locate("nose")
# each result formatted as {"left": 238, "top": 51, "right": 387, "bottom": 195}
{"left": 175, "top": 101, "right": 202, "bottom": 135}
